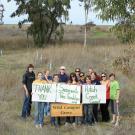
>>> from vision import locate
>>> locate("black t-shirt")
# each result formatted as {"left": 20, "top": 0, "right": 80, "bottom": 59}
{"left": 22, "top": 71, "right": 35, "bottom": 92}
{"left": 91, "top": 79, "right": 101, "bottom": 85}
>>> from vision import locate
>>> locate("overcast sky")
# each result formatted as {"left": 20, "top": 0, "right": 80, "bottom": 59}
{"left": 1, "top": 0, "right": 114, "bottom": 25}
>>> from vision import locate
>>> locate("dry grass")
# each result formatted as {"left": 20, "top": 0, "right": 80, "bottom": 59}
{"left": 0, "top": 44, "right": 135, "bottom": 135}
{"left": 0, "top": 24, "right": 119, "bottom": 49}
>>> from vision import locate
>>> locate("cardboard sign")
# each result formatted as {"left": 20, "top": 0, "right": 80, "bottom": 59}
{"left": 82, "top": 85, "right": 106, "bottom": 104}
{"left": 56, "top": 84, "right": 81, "bottom": 104}
{"left": 32, "top": 83, "right": 57, "bottom": 102}
{"left": 51, "top": 103, "right": 83, "bottom": 117}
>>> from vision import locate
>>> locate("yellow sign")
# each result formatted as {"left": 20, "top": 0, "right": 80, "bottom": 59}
{"left": 51, "top": 103, "right": 83, "bottom": 117}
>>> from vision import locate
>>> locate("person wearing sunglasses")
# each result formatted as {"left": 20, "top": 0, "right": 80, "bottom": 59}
{"left": 65, "top": 73, "right": 79, "bottom": 127}
{"left": 79, "top": 72, "right": 85, "bottom": 84}
{"left": 75, "top": 68, "right": 81, "bottom": 81}
{"left": 58, "top": 66, "right": 69, "bottom": 83}
{"left": 100, "top": 73, "right": 110, "bottom": 122}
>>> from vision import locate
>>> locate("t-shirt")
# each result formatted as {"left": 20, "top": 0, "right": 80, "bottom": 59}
{"left": 91, "top": 79, "right": 100, "bottom": 85}
{"left": 33, "top": 79, "right": 47, "bottom": 84}
{"left": 110, "top": 80, "right": 120, "bottom": 100}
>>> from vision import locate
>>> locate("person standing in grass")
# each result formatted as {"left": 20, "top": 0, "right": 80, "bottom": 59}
{"left": 100, "top": 73, "right": 110, "bottom": 122}
{"left": 42, "top": 70, "right": 53, "bottom": 117}
{"left": 90, "top": 72, "right": 101, "bottom": 123}
{"left": 51, "top": 74, "right": 61, "bottom": 127}
{"left": 83, "top": 75, "right": 93, "bottom": 125}
{"left": 21, "top": 64, "right": 35, "bottom": 119}
{"left": 33, "top": 72, "right": 47, "bottom": 128}
{"left": 65, "top": 72, "right": 79, "bottom": 127}
{"left": 109, "top": 73, "right": 120, "bottom": 127}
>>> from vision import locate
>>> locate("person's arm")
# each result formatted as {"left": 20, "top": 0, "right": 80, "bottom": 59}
{"left": 116, "top": 90, "right": 120, "bottom": 103}
{"left": 22, "top": 74, "right": 29, "bottom": 97}
{"left": 23, "top": 84, "right": 29, "bottom": 97}
{"left": 116, "top": 81, "right": 120, "bottom": 103}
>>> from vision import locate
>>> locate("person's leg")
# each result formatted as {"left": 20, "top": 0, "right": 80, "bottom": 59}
{"left": 34, "top": 102, "right": 39, "bottom": 126}
{"left": 51, "top": 117, "right": 55, "bottom": 125}
{"left": 55, "top": 117, "right": 60, "bottom": 126}
{"left": 83, "top": 104, "right": 88, "bottom": 124}
{"left": 92, "top": 104, "right": 98, "bottom": 122}
{"left": 66, "top": 117, "right": 71, "bottom": 123}
{"left": 44, "top": 102, "right": 48, "bottom": 116}
{"left": 21, "top": 95, "right": 30, "bottom": 118}
{"left": 100, "top": 103, "right": 106, "bottom": 122}
{"left": 27, "top": 94, "right": 32, "bottom": 116}
{"left": 87, "top": 104, "right": 93, "bottom": 124}
{"left": 110, "top": 100, "right": 116, "bottom": 123}
{"left": 39, "top": 102, "right": 45, "bottom": 127}
{"left": 114, "top": 101, "right": 120, "bottom": 126}
{"left": 47, "top": 102, "right": 50, "bottom": 116}
{"left": 105, "top": 99, "right": 110, "bottom": 122}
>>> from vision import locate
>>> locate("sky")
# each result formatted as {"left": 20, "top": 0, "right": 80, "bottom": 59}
{"left": 1, "top": 0, "right": 115, "bottom": 25}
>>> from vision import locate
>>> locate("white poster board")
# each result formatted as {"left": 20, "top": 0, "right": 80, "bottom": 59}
{"left": 56, "top": 83, "right": 81, "bottom": 104}
{"left": 32, "top": 83, "right": 56, "bottom": 102}
{"left": 82, "top": 85, "right": 106, "bottom": 104}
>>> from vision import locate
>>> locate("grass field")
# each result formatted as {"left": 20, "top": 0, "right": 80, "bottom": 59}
{"left": 0, "top": 25, "right": 135, "bottom": 135}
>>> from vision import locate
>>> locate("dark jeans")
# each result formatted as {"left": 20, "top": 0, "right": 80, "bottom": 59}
{"left": 21, "top": 94, "right": 32, "bottom": 118}
{"left": 83, "top": 104, "right": 93, "bottom": 124}
{"left": 100, "top": 99, "right": 110, "bottom": 122}
{"left": 51, "top": 117, "right": 61, "bottom": 126}
{"left": 66, "top": 117, "right": 75, "bottom": 123}
{"left": 92, "top": 104, "right": 98, "bottom": 122}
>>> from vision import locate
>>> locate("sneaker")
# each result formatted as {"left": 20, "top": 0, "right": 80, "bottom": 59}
{"left": 115, "top": 122, "right": 119, "bottom": 127}
{"left": 39, "top": 124, "right": 43, "bottom": 128}
{"left": 110, "top": 120, "right": 115, "bottom": 124}
{"left": 72, "top": 123, "right": 76, "bottom": 128}
{"left": 65, "top": 122, "right": 69, "bottom": 127}
{"left": 35, "top": 125, "right": 39, "bottom": 128}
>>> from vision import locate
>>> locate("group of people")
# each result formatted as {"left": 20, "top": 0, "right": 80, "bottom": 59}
{"left": 21, "top": 64, "right": 120, "bottom": 128}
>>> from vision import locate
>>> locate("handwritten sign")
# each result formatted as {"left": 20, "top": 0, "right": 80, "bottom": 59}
{"left": 51, "top": 103, "right": 83, "bottom": 117}
{"left": 32, "top": 83, "right": 56, "bottom": 102}
{"left": 82, "top": 85, "right": 106, "bottom": 104}
{"left": 56, "top": 84, "right": 81, "bottom": 104}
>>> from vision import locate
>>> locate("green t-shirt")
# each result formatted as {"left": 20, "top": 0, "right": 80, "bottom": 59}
{"left": 110, "top": 80, "right": 120, "bottom": 100}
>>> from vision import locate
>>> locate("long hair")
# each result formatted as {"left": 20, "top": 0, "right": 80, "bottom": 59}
{"left": 69, "top": 72, "right": 78, "bottom": 83}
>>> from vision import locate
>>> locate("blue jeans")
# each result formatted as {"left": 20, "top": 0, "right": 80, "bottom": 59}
{"left": 34, "top": 102, "right": 46, "bottom": 125}
{"left": 21, "top": 95, "right": 32, "bottom": 118}
{"left": 44, "top": 103, "right": 50, "bottom": 116}
{"left": 83, "top": 104, "right": 93, "bottom": 124}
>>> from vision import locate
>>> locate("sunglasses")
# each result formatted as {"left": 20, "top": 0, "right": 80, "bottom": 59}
{"left": 101, "top": 75, "right": 106, "bottom": 77}
{"left": 80, "top": 75, "right": 84, "bottom": 77}
{"left": 75, "top": 70, "right": 80, "bottom": 72}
